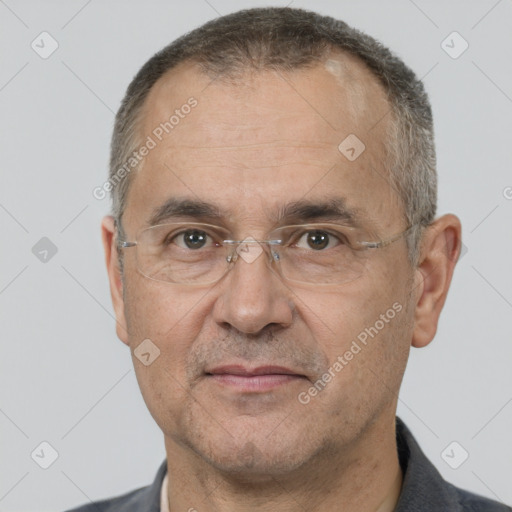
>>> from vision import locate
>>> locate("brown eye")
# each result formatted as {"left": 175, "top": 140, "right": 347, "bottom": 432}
{"left": 306, "top": 231, "right": 329, "bottom": 250}
{"left": 174, "top": 230, "right": 210, "bottom": 249}
{"left": 296, "top": 230, "right": 340, "bottom": 251}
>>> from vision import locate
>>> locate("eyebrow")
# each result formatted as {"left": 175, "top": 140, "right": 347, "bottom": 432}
{"left": 148, "top": 198, "right": 223, "bottom": 226}
{"left": 276, "top": 198, "right": 362, "bottom": 227}
{"left": 147, "top": 197, "right": 362, "bottom": 227}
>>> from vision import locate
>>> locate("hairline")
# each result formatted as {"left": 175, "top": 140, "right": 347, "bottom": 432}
{"left": 116, "top": 51, "right": 409, "bottom": 229}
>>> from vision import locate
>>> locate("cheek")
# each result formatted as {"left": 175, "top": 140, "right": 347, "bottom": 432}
{"left": 292, "top": 268, "right": 412, "bottom": 386}
{"left": 123, "top": 275, "right": 213, "bottom": 382}
{"left": 125, "top": 274, "right": 199, "bottom": 338}
{"left": 123, "top": 277, "right": 216, "bottom": 426}
{"left": 291, "top": 277, "right": 398, "bottom": 351}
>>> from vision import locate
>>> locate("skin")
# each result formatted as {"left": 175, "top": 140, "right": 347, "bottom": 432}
{"left": 102, "top": 54, "right": 461, "bottom": 511}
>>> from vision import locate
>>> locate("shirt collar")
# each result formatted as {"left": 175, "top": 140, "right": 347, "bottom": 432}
{"left": 160, "top": 472, "right": 170, "bottom": 512}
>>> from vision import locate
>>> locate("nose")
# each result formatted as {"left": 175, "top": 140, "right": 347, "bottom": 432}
{"left": 212, "top": 241, "right": 294, "bottom": 335}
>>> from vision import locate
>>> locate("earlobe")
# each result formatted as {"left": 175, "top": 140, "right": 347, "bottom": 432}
{"left": 411, "top": 214, "right": 462, "bottom": 348}
{"left": 101, "top": 215, "right": 129, "bottom": 345}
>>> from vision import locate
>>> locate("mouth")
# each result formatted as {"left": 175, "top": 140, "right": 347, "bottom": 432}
{"left": 205, "top": 365, "right": 308, "bottom": 392}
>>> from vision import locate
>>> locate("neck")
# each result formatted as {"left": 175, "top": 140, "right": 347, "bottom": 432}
{"left": 164, "top": 413, "right": 403, "bottom": 512}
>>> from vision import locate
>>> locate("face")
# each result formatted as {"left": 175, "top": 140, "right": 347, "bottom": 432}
{"left": 108, "top": 55, "right": 420, "bottom": 478}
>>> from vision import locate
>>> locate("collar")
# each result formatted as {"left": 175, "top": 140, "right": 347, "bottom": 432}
{"left": 160, "top": 472, "right": 170, "bottom": 512}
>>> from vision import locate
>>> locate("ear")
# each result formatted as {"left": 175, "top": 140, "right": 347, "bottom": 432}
{"left": 101, "top": 215, "right": 129, "bottom": 345}
{"left": 411, "top": 214, "right": 462, "bottom": 348}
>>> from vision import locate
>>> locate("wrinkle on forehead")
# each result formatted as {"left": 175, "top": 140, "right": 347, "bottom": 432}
{"left": 153, "top": 143, "right": 341, "bottom": 172}
{"left": 140, "top": 54, "right": 391, "bottom": 146}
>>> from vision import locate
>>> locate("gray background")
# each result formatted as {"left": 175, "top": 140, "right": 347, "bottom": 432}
{"left": 1, "top": 0, "right": 511, "bottom": 510}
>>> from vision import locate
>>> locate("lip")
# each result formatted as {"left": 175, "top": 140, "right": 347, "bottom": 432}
{"left": 207, "top": 365, "right": 302, "bottom": 376}
{"left": 206, "top": 365, "right": 307, "bottom": 392}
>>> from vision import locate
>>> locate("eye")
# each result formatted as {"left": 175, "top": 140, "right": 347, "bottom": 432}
{"left": 295, "top": 230, "right": 342, "bottom": 251}
{"left": 172, "top": 229, "right": 215, "bottom": 250}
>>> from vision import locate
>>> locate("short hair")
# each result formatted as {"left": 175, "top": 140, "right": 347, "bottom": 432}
{"left": 110, "top": 7, "right": 436, "bottom": 264}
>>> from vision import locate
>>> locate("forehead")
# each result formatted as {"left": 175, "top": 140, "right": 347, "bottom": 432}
{"left": 123, "top": 55, "right": 401, "bottom": 233}
{"left": 142, "top": 53, "right": 389, "bottom": 144}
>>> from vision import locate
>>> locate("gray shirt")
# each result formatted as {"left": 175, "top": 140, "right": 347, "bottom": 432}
{"left": 65, "top": 417, "right": 511, "bottom": 511}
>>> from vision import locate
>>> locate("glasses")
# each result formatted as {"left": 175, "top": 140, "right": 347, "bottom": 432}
{"left": 119, "top": 222, "right": 414, "bottom": 286}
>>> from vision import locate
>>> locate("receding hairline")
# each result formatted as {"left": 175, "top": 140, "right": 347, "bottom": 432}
{"left": 139, "top": 46, "right": 392, "bottom": 127}
{"left": 132, "top": 47, "right": 394, "bottom": 163}
{"left": 118, "top": 50, "right": 400, "bottom": 243}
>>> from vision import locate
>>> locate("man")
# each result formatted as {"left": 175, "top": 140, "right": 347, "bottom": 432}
{"left": 68, "top": 7, "right": 510, "bottom": 512}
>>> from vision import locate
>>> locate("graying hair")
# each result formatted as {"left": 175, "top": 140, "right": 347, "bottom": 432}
{"left": 110, "top": 7, "right": 436, "bottom": 265}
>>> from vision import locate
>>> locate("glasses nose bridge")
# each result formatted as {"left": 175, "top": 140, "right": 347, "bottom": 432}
{"left": 225, "top": 238, "right": 281, "bottom": 266}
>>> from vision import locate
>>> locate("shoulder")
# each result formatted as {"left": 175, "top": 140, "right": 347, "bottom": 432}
{"left": 451, "top": 484, "right": 512, "bottom": 512}
{"left": 395, "top": 418, "right": 511, "bottom": 512}
{"left": 63, "top": 460, "right": 166, "bottom": 512}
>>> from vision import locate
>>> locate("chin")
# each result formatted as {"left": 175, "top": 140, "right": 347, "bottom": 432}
{"left": 176, "top": 410, "right": 329, "bottom": 481}
{"left": 195, "top": 441, "right": 316, "bottom": 482}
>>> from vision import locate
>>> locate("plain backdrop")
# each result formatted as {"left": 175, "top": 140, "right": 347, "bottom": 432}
{"left": 1, "top": 0, "right": 511, "bottom": 510}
